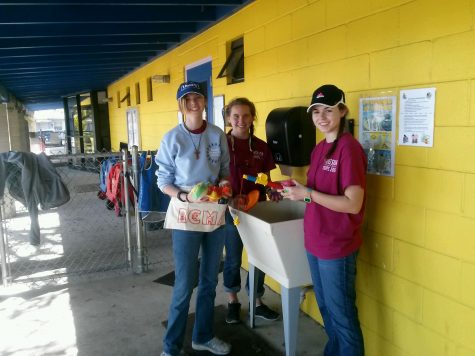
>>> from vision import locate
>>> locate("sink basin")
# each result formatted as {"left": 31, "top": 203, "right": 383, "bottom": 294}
{"left": 229, "top": 200, "right": 312, "bottom": 288}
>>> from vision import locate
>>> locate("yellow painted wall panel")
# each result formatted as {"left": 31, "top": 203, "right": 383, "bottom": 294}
{"left": 463, "top": 173, "right": 475, "bottom": 218}
{"left": 291, "top": 1, "right": 326, "bottom": 40}
{"left": 307, "top": 26, "right": 348, "bottom": 66}
{"left": 395, "top": 166, "right": 463, "bottom": 213}
{"left": 426, "top": 210, "right": 475, "bottom": 263}
{"left": 461, "top": 262, "right": 475, "bottom": 308}
{"left": 246, "top": 48, "right": 279, "bottom": 79}
{"left": 365, "top": 199, "right": 426, "bottom": 246}
{"left": 393, "top": 240, "right": 461, "bottom": 299}
{"left": 435, "top": 81, "right": 470, "bottom": 127}
{"left": 326, "top": 0, "right": 372, "bottom": 28}
{"left": 264, "top": 15, "right": 292, "bottom": 49}
{"left": 244, "top": 0, "right": 278, "bottom": 27}
{"left": 433, "top": 31, "right": 475, "bottom": 82}
{"left": 274, "top": 0, "right": 308, "bottom": 15}
{"left": 245, "top": 27, "right": 266, "bottom": 56}
{"left": 366, "top": 175, "right": 394, "bottom": 199}
{"left": 427, "top": 127, "right": 475, "bottom": 173}
{"left": 423, "top": 290, "right": 475, "bottom": 350}
{"left": 370, "top": 0, "right": 412, "bottom": 12}
{"left": 300, "top": 289, "right": 323, "bottom": 325}
{"left": 400, "top": 0, "right": 472, "bottom": 44}
{"left": 347, "top": 9, "right": 399, "bottom": 57}
{"left": 285, "top": 66, "right": 323, "bottom": 100}
{"left": 276, "top": 38, "right": 309, "bottom": 72}
{"left": 395, "top": 145, "right": 428, "bottom": 167}
{"left": 471, "top": 80, "right": 475, "bottom": 126}
{"left": 359, "top": 230, "right": 394, "bottom": 271}
{"left": 456, "top": 345, "right": 475, "bottom": 356}
{"left": 314, "top": 55, "right": 370, "bottom": 92}
{"left": 357, "top": 261, "right": 423, "bottom": 319}
{"left": 362, "top": 327, "right": 405, "bottom": 356}
{"left": 393, "top": 312, "right": 456, "bottom": 356}
{"left": 371, "top": 42, "right": 432, "bottom": 88}
{"left": 247, "top": 74, "right": 293, "bottom": 102}
{"left": 357, "top": 293, "right": 394, "bottom": 340}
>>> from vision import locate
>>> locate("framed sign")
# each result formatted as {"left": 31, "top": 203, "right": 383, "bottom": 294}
{"left": 359, "top": 96, "right": 396, "bottom": 176}
{"left": 213, "top": 95, "right": 225, "bottom": 131}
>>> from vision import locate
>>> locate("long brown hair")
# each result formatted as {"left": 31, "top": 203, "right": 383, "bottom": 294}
{"left": 325, "top": 103, "right": 348, "bottom": 159}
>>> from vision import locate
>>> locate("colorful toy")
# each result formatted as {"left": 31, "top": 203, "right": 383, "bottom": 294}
{"left": 242, "top": 173, "right": 296, "bottom": 190}
{"left": 245, "top": 190, "right": 260, "bottom": 211}
{"left": 189, "top": 181, "right": 210, "bottom": 201}
{"left": 230, "top": 189, "right": 259, "bottom": 212}
{"left": 189, "top": 181, "right": 233, "bottom": 203}
{"left": 242, "top": 173, "right": 283, "bottom": 189}
{"left": 231, "top": 189, "right": 260, "bottom": 225}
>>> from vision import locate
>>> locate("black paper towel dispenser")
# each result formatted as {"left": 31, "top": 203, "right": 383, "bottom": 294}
{"left": 265, "top": 107, "right": 316, "bottom": 166}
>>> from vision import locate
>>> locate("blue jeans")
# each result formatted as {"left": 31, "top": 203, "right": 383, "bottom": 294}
{"left": 162, "top": 227, "right": 225, "bottom": 356}
{"left": 223, "top": 212, "right": 265, "bottom": 298}
{"left": 306, "top": 251, "right": 364, "bottom": 356}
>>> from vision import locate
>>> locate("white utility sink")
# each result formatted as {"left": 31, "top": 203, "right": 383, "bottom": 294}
{"left": 229, "top": 199, "right": 313, "bottom": 356}
{"left": 229, "top": 199, "right": 312, "bottom": 288}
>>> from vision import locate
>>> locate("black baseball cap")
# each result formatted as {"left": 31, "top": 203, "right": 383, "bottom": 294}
{"left": 307, "top": 84, "right": 346, "bottom": 113}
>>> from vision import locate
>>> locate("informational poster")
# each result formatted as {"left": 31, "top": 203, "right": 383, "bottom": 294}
{"left": 398, "top": 88, "right": 436, "bottom": 147}
{"left": 359, "top": 96, "right": 397, "bottom": 176}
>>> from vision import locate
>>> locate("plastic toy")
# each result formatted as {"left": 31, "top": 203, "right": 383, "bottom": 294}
{"left": 189, "top": 181, "right": 233, "bottom": 203}
{"left": 242, "top": 173, "right": 283, "bottom": 189}
{"left": 242, "top": 173, "right": 296, "bottom": 190}
{"left": 231, "top": 189, "right": 260, "bottom": 225}
{"left": 245, "top": 190, "right": 260, "bottom": 211}
{"left": 189, "top": 181, "right": 210, "bottom": 201}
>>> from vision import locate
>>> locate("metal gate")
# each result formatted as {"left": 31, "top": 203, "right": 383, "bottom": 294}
{"left": 0, "top": 151, "right": 172, "bottom": 287}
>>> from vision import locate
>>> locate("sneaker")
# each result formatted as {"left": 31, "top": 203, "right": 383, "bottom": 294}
{"left": 255, "top": 304, "right": 280, "bottom": 321}
{"left": 192, "top": 337, "right": 231, "bottom": 355}
{"left": 225, "top": 302, "right": 241, "bottom": 324}
{"left": 160, "top": 351, "right": 185, "bottom": 356}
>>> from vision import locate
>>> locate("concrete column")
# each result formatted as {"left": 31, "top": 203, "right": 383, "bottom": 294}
{"left": 6, "top": 106, "right": 30, "bottom": 151}
{"left": 0, "top": 104, "right": 11, "bottom": 152}
{"left": 0, "top": 103, "right": 30, "bottom": 152}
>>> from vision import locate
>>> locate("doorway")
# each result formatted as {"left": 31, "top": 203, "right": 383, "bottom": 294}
{"left": 185, "top": 58, "right": 214, "bottom": 124}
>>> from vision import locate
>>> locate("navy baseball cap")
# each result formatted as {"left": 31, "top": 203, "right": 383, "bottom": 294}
{"left": 307, "top": 84, "right": 346, "bottom": 112}
{"left": 176, "top": 81, "right": 206, "bottom": 100}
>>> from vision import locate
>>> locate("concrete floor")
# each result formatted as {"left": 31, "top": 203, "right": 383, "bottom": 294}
{"left": 0, "top": 247, "right": 327, "bottom": 356}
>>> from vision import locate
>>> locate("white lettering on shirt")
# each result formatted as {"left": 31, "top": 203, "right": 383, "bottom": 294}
{"left": 322, "top": 158, "right": 338, "bottom": 173}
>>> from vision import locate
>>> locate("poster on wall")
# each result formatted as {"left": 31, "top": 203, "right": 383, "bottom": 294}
{"left": 359, "top": 96, "right": 397, "bottom": 176}
{"left": 213, "top": 95, "right": 225, "bottom": 132}
{"left": 398, "top": 88, "right": 436, "bottom": 147}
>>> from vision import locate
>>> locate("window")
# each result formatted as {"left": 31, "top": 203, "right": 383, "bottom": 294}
{"left": 135, "top": 82, "right": 141, "bottom": 105}
{"left": 217, "top": 37, "right": 244, "bottom": 84}
{"left": 125, "top": 86, "right": 131, "bottom": 106}
{"left": 126, "top": 108, "right": 140, "bottom": 149}
{"left": 147, "top": 77, "right": 153, "bottom": 102}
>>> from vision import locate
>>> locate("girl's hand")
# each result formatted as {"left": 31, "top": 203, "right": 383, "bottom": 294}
{"left": 266, "top": 187, "right": 283, "bottom": 202}
{"left": 279, "top": 180, "right": 307, "bottom": 201}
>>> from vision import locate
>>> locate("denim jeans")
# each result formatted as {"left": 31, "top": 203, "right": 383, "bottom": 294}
{"left": 162, "top": 226, "right": 225, "bottom": 356}
{"left": 306, "top": 251, "right": 364, "bottom": 356}
{"left": 223, "top": 212, "right": 265, "bottom": 298}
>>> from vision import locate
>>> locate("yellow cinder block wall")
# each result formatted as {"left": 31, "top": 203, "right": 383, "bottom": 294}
{"left": 107, "top": 0, "right": 475, "bottom": 354}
